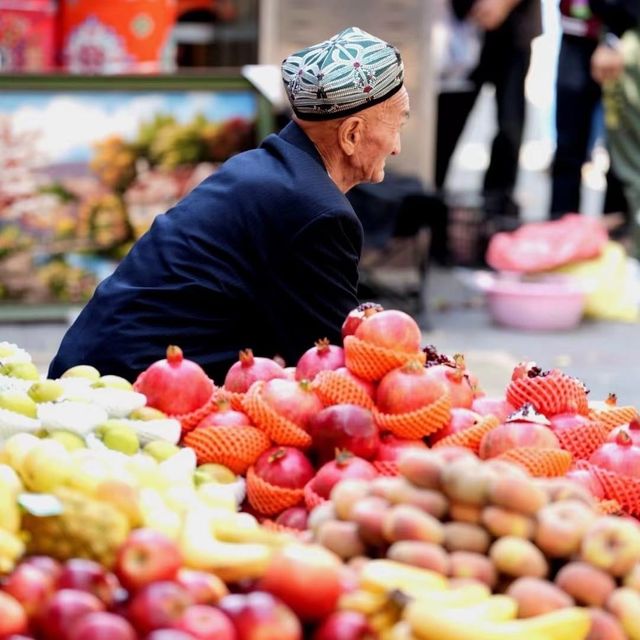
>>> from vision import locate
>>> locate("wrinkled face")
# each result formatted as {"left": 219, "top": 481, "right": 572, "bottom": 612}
{"left": 353, "top": 87, "right": 410, "bottom": 184}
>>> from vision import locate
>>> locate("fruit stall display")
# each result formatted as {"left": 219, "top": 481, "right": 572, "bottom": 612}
{"left": 0, "top": 304, "right": 637, "bottom": 638}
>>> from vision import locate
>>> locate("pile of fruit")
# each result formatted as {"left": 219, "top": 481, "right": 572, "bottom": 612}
{"left": 0, "top": 300, "right": 636, "bottom": 638}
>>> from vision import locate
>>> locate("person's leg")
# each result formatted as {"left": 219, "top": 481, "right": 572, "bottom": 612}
{"left": 481, "top": 34, "right": 531, "bottom": 218}
{"left": 550, "top": 36, "right": 600, "bottom": 218}
{"left": 435, "top": 85, "right": 482, "bottom": 190}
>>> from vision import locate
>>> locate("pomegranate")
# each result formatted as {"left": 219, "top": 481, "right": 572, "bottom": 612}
{"left": 275, "top": 507, "right": 309, "bottom": 531}
{"left": 311, "top": 453, "right": 378, "bottom": 500}
{"left": 353, "top": 309, "right": 421, "bottom": 353}
{"left": 548, "top": 412, "right": 592, "bottom": 432}
{"left": 471, "top": 396, "right": 516, "bottom": 422}
{"left": 196, "top": 399, "right": 251, "bottom": 428}
{"left": 608, "top": 417, "right": 640, "bottom": 445}
{"left": 334, "top": 367, "right": 377, "bottom": 401}
{"left": 376, "top": 360, "right": 446, "bottom": 414}
{"left": 254, "top": 447, "right": 315, "bottom": 490}
{"left": 223, "top": 349, "right": 287, "bottom": 393}
{"left": 375, "top": 433, "right": 427, "bottom": 462}
{"left": 430, "top": 407, "right": 481, "bottom": 445}
{"left": 134, "top": 345, "right": 213, "bottom": 415}
{"left": 307, "top": 404, "right": 380, "bottom": 463}
{"left": 261, "top": 378, "right": 323, "bottom": 429}
{"left": 341, "top": 302, "right": 384, "bottom": 339}
{"left": 478, "top": 405, "right": 560, "bottom": 459}
{"left": 565, "top": 468, "right": 606, "bottom": 500}
{"left": 423, "top": 356, "right": 474, "bottom": 409}
{"left": 295, "top": 339, "right": 345, "bottom": 381}
{"left": 590, "top": 430, "right": 640, "bottom": 477}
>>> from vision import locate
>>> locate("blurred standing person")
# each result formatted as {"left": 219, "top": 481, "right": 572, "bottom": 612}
{"left": 549, "top": 0, "right": 630, "bottom": 221}
{"left": 435, "top": 0, "right": 542, "bottom": 219}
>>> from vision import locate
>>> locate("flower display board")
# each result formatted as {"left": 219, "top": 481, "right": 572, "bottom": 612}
{"left": 0, "top": 72, "right": 273, "bottom": 312}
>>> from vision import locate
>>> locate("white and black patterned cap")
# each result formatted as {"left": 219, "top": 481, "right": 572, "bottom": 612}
{"left": 281, "top": 26, "right": 404, "bottom": 121}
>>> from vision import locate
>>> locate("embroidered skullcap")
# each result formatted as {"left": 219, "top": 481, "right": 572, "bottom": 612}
{"left": 281, "top": 26, "right": 404, "bottom": 121}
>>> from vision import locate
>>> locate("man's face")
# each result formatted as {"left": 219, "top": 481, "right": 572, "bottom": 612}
{"left": 354, "top": 87, "right": 410, "bottom": 184}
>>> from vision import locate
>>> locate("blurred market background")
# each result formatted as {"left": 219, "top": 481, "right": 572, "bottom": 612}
{"left": 0, "top": 0, "right": 638, "bottom": 402}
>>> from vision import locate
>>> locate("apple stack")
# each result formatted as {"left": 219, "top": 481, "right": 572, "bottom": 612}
{"left": 310, "top": 446, "right": 640, "bottom": 639}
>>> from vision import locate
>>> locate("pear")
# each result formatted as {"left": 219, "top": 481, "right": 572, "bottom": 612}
{"left": 48, "top": 430, "right": 85, "bottom": 452}
{"left": 92, "top": 375, "right": 133, "bottom": 391}
{"left": 101, "top": 425, "right": 140, "bottom": 455}
{"left": 0, "top": 362, "right": 40, "bottom": 381}
{"left": 143, "top": 440, "right": 180, "bottom": 462}
{"left": 194, "top": 463, "right": 237, "bottom": 486}
{"left": 0, "top": 391, "right": 38, "bottom": 418}
{"left": 28, "top": 379, "right": 64, "bottom": 403}
{"left": 0, "top": 344, "right": 16, "bottom": 358}
{"left": 20, "top": 440, "right": 71, "bottom": 492}
{"left": 128, "top": 406, "right": 167, "bottom": 421}
{"left": 95, "top": 419, "right": 129, "bottom": 437}
{"left": 61, "top": 365, "right": 101, "bottom": 381}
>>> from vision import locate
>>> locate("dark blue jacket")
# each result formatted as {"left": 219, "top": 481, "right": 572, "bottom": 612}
{"left": 49, "top": 122, "right": 363, "bottom": 384}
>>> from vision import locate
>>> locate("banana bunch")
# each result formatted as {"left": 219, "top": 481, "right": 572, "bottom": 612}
{"left": 179, "top": 506, "right": 292, "bottom": 583}
{"left": 340, "top": 560, "right": 592, "bottom": 640}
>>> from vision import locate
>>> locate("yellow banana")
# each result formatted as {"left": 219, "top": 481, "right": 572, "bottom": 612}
{"left": 339, "top": 589, "right": 388, "bottom": 616}
{"left": 213, "top": 515, "right": 292, "bottom": 547}
{"left": 180, "top": 507, "right": 273, "bottom": 582}
{"left": 406, "top": 594, "right": 517, "bottom": 624}
{"left": 369, "top": 604, "right": 402, "bottom": 635}
{"left": 0, "top": 528, "right": 24, "bottom": 573}
{"left": 380, "top": 622, "right": 418, "bottom": 640}
{"left": 399, "top": 582, "right": 490, "bottom": 606}
{"left": 360, "top": 560, "right": 448, "bottom": 595}
{"left": 406, "top": 605, "right": 591, "bottom": 640}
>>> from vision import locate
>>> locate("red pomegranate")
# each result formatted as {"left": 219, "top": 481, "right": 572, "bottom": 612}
{"left": 430, "top": 407, "right": 481, "bottom": 445}
{"left": 275, "top": 507, "right": 309, "bottom": 531}
{"left": 376, "top": 360, "right": 447, "bottom": 414}
{"left": 423, "top": 356, "right": 474, "bottom": 409}
{"left": 196, "top": 399, "right": 251, "bottom": 428}
{"left": 307, "top": 404, "right": 380, "bottom": 463}
{"left": 375, "top": 433, "right": 427, "bottom": 462}
{"left": 471, "top": 396, "right": 516, "bottom": 422}
{"left": 134, "top": 345, "right": 213, "bottom": 415}
{"left": 341, "top": 302, "right": 384, "bottom": 338}
{"left": 223, "top": 349, "right": 287, "bottom": 393}
{"left": 333, "top": 367, "right": 377, "bottom": 401}
{"left": 261, "top": 378, "right": 323, "bottom": 429}
{"left": 353, "top": 309, "right": 421, "bottom": 353}
{"left": 311, "top": 453, "right": 378, "bottom": 499}
{"left": 590, "top": 429, "right": 640, "bottom": 477}
{"left": 295, "top": 339, "right": 345, "bottom": 381}
{"left": 548, "top": 412, "right": 592, "bottom": 433}
{"left": 608, "top": 417, "right": 640, "bottom": 445}
{"left": 254, "top": 447, "right": 315, "bottom": 490}
{"left": 478, "top": 406, "right": 560, "bottom": 459}
{"left": 565, "top": 468, "right": 606, "bottom": 500}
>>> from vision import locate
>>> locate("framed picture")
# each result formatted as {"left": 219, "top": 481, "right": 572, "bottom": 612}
{"left": 0, "top": 72, "right": 274, "bottom": 311}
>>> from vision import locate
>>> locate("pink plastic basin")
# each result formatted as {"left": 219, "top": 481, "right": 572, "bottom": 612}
{"left": 483, "top": 274, "right": 587, "bottom": 331}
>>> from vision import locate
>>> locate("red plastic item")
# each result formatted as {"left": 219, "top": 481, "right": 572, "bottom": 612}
{"left": 486, "top": 214, "right": 608, "bottom": 273}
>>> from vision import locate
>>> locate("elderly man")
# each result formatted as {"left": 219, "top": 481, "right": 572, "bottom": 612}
{"left": 49, "top": 27, "right": 410, "bottom": 384}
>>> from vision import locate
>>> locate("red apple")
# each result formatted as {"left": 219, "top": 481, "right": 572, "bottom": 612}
{"left": 67, "top": 612, "right": 136, "bottom": 640}
{"left": 56, "top": 559, "right": 121, "bottom": 607}
{"left": 115, "top": 528, "right": 182, "bottom": 592}
{"left": 307, "top": 404, "right": 380, "bottom": 463}
{"left": 0, "top": 591, "right": 28, "bottom": 637}
{"left": 22, "top": 556, "right": 63, "bottom": 582}
{"left": 218, "top": 592, "right": 301, "bottom": 640}
{"left": 3, "top": 562, "right": 56, "bottom": 618}
{"left": 145, "top": 631, "right": 196, "bottom": 640}
{"left": 37, "top": 589, "right": 104, "bottom": 640}
{"left": 259, "top": 544, "right": 344, "bottom": 622}
{"left": 128, "top": 581, "right": 192, "bottom": 636}
{"left": 430, "top": 407, "right": 481, "bottom": 445}
{"left": 313, "top": 611, "right": 373, "bottom": 640}
{"left": 172, "top": 605, "right": 237, "bottom": 640}
{"left": 175, "top": 569, "right": 228, "bottom": 605}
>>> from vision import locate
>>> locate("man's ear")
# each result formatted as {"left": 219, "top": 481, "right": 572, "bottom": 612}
{"left": 337, "top": 117, "right": 364, "bottom": 156}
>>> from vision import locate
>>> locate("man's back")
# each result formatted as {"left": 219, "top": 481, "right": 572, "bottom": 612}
{"left": 49, "top": 122, "right": 362, "bottom": 384}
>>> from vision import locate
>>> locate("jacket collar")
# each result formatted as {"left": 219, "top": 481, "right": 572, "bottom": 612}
{"left": 277, "top": 121, "right": 326, "bottom": 169}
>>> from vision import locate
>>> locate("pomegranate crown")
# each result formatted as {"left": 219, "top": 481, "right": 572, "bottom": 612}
{"left": 615, "top": 428, "right": 633, "bottom": 447}
{"left": 239, "top": 349, "right": 255, "bottom": 367}
{"left": 166, "top": 345, "right": 184, "bottom": 366}
{"left": 315, "top": 337, "right": 331, "bottom": 353}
